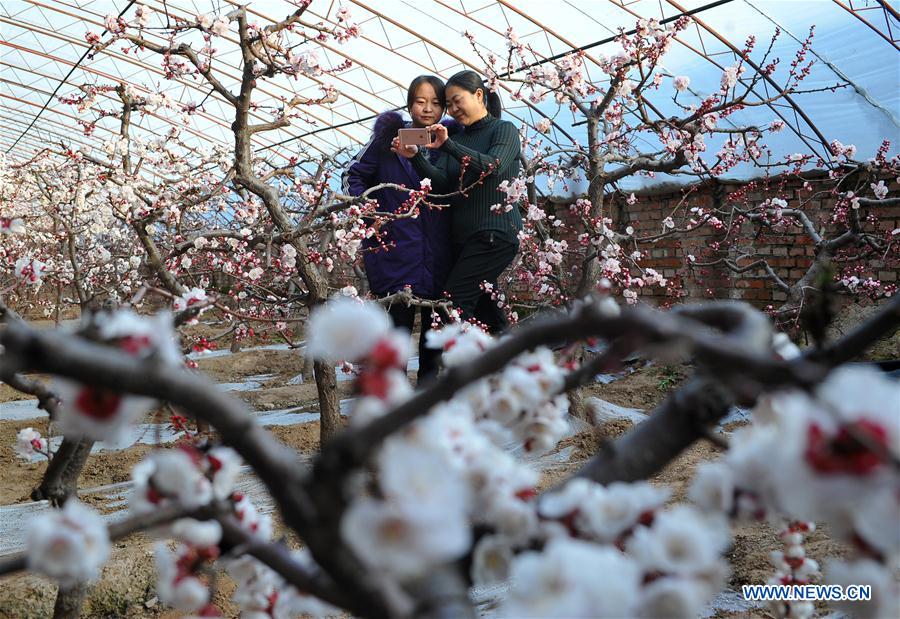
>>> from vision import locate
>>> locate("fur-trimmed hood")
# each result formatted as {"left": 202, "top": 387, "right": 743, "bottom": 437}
{"left": 371, "top": 110, "right": 463, "bottom": 150}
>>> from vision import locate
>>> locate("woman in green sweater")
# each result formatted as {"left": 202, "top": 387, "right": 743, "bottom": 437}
{"left": 391, "top": 70, "right": 523, "bottom": 333}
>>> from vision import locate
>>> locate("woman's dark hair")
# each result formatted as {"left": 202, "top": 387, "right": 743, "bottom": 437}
{"left": 406, "top": 75, "right": 446, "bottom": 110}
{"left": 445, "top": 70, "right": 502, "bottom": 119}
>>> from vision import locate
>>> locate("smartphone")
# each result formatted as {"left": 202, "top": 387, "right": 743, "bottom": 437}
{"left": 398, "top": 127, "right": 432, "bottom": 147}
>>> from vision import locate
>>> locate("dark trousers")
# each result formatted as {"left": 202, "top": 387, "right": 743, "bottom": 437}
{"left": 386, "top": 303, "right": 442, "bottom": 383}
{"left": 444, "top": 231, "right": 518, "bottom": 334}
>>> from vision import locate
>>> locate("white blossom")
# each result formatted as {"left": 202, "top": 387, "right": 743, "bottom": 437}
{"left": 341, "top": 497, "right": 471, "bottom": 579}
{"left": 170, "top": 519, "right": 222, "bottom": 547}
{"left": 579, "top": 482, "right": 670, "bottom": 543}
{"left": 720, "top": 65, "right": 741, "bottom": 90}
{"left": 196, "top": 13, "right": 214, "bottom": 29}
{"left": 688, "top": 461, "right": 735, "bottom": 513}
{"left": 378, "top": 437, "right": 469, "bottom": 509}
{"left": 307, "top": 297, "right": 392, "bottom": 361}
{"left": 207, "top": 446, "right": 242, "bottom": 500}
{"left": 233, "top": 493, "right": 273, "bottom": 541}
{"left": 427, "top": 322, "right": 493, "bottom": 367}
{"left": 135, "top": 5, "right": 151, "bottom": 27}
{"left": 53, "top": 377, "right": 154, "bottom": 443}
{"left": 626, "top": 505, "right": 729, "bottom": 580}
{"left": 173, "top": 287, "right": 208, "bottom": 313}
{"left": 130, "top": 449, "right": 213, "bottom": 514}
{"left": 673, "top": 75, "right": 690, "bottom": 92}
{"left": 26, "top": 499, "right": 110, "bottom": 588}
{"left": 471, "top": 535, "right": 514, "bottom": 584}
{"left": 503, "top": 537, "right": 641, "bottom": 617}
{"left": 210, "top": 15, "right": 230, "bottom": 36}
{"left": 154, "top": 542, "right": 209, "bottom": 612}
{"left": 637, "top": 577, "right": 714, "bottom": 619}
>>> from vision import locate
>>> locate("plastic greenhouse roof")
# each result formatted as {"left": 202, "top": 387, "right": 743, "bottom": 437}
{"left": 1, "top": 0, "right": 898, "bottom": 191}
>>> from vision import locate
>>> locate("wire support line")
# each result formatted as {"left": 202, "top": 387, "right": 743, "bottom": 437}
{"left": 256, "top": 0, "right": 735, "bottom": 153}
{"left": 744, "top": 0, "right": 899, "bottom": 129}
{"left": 495, "top": 0, "right": 736, "bottom": 78}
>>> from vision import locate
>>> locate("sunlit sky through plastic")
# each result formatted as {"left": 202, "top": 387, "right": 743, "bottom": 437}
{"left": 1, "top": 0, "right": 898, "bottom": 194}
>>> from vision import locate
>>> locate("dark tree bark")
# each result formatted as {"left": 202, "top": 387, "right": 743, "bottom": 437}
{"left": 53, "top": 584, "right": 87, "bottom": 619}
{"left": 314, "top": 359, "right": 341, "bottom": 441}
{"left": 33, "top": 437, "right": 94, "bottom": 506}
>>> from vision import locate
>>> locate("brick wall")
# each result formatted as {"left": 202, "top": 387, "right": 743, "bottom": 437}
{"left": 507, "top": 173, "right": 899, "bottom": 309}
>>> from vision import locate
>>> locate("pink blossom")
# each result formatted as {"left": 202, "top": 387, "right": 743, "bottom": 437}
{"left": 135, "top": 6, "right": 150, "bottom": 28}
{"left": 673, "top": 75, "right": 690, "bottom": 92}
{"left": 210, "top": 16, "right": 230, "bottom": 37}
{"left": 0, "top": 217, "right": 25, "bottom": 234}
{"left": 14, "top": 257, "right": 47, "bottom": 285}
{"left": 173, "top": 287, "right": 208, "bottom": 318}
{"left": 14, "top": 427, "right": 47, "bottom": 460}
{"left": 720, "top": 65, "right": 742, "bottom": 90}
{"left": 498, "top": 178, "right": 527, "bottom": 201}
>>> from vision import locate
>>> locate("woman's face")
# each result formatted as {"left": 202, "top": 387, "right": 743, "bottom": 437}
{"left": 446, "top": 85, "right": 486, "bottom": 126}
{"left": 409, "top": 83, "right": 443, "bottom": 128}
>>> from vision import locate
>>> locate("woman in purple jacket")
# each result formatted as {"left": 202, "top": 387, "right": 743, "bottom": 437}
{"left": 341, "top": 75, "right": 458, "bottom": 383}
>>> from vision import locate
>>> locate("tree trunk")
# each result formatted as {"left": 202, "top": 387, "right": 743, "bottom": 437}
{"left": 567, "top": 347, "right": 589, "bottom": 423}
{"left": 33, "top": 437, "right": 93, "bottom": 506}
{"left": 575, "top": 115, "right": 605, "bottom": 298}
{"left": 301, "top": 353, "right": 315, "bottom": 382}
{"left": 53, "top": 584, "right": 87, "bottom": 619}
{"left": 568, "top": 387, "right": 589, "bottom": 424}
{"left": 230, "top": 331, "right": 242, "bottom": 353}
{"left": 314, "top": 360, "right": 340, "bottom": 442}
{"left": 35, "top": 438, "right": 93, "bottom": 618}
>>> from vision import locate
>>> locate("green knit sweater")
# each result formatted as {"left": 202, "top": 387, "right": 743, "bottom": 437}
{"left": 411, "top": 114, "right": 523, "bottom": 244}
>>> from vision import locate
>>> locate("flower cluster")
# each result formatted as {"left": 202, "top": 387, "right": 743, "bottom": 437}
{"left": 0, "top": 216, "right": 25, "bottom": 234}
{"left": 689, "top": 364, "right": 899, "bottom": 614}
{"left": 312, "top": 298, "right": 736, "bottom": 616}
{"left": 128, "top": 444, "right": 324, "bottom": 615}
{"left": 173, "top": 287, "right": 210, "bottom": 323}
{"left": 155, "top": 540, "right": 220, "bottom": 613}
{"left": 499, "top": 483, "right": 729, "bottom": 617}
{"left": 130, "top": 446, "right": 242, "bottom": 517}
{"left": 14, "top": 257, "right": 47, "bottom": 286}
{"left": 342, "top": 439, "right": 471, "bottom": 578}
{"left": 766, "top": 521, "right": 821, "bottom": 619}
{"left": 225, "top": 549, "right": 339, "bottom": 618}
{"left": 53, "top": 310, "right": 181, "bottom": 442}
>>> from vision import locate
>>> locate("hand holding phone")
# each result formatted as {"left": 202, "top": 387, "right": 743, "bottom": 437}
{"left": 425, "top": 123, "right": 448, "bottom": 148}
{"left": 391, "top": 137, "right": 418, "bottom": 159}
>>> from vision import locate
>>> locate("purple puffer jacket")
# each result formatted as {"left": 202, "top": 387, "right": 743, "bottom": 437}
{"left": 342, "top": 111, "right": 460, "bottom": 298}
